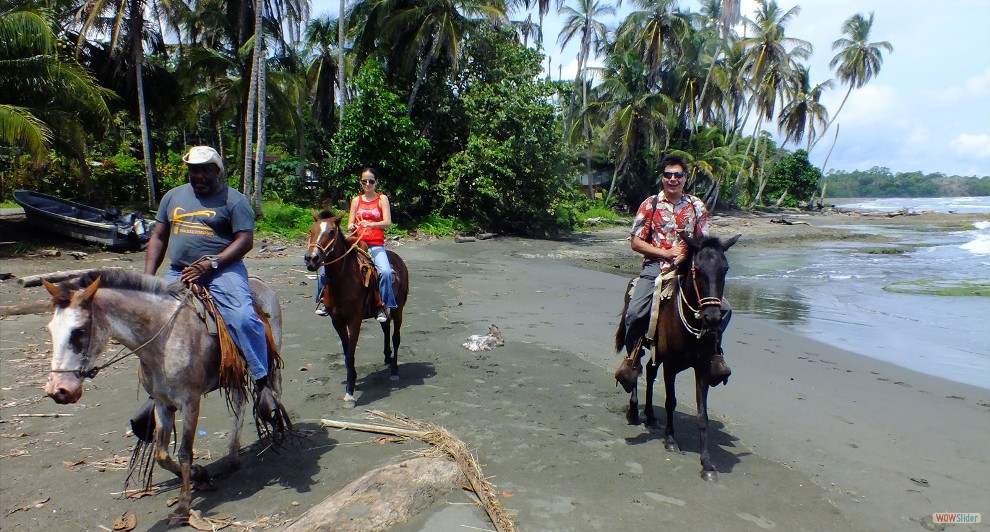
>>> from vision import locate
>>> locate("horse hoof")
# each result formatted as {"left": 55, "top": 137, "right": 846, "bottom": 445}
{"left": 168, "top": 509, "right": 190, "bottom": 526}
{"left": 643, "top": 418, "right": 662, "bottom": 431}
{"left": 342, "top": 398, "right": 356, "bottom": 409}
{"left": 625, "top": 409, "right": 640, "bottom": 425}
{"left": 389, "top": 374, "right": 399, "bottom": 382}
{"left": 701, "top": 469, "right": 718, "bottom": 482}
{"left": 664, "top": 441, "right": 680, "bottom": 452}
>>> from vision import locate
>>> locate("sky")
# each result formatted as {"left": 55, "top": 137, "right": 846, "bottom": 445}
{"left": 310, "top": 0, "right": 990, "bottom": 177}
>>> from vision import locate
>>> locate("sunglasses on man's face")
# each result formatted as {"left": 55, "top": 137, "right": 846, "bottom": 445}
{"left": 663, "top": 171, "right": 686, "bottom": 179}
{"left": 362, "top": 179, "right": 376, "bottom": 185}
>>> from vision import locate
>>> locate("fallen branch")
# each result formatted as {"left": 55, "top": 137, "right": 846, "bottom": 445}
{"left": 13, "top": 413, "right": 73, "bottom": 418}
{"left": 321, "top": 410, "right": 515, "bottom": 532}
{"left": 0, "top": 301, "right": 51, "bottom": 316}
{"left": 18, "top": 268, "right": 122, "bottom": 288}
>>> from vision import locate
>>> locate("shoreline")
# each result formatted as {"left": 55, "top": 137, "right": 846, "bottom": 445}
{"left": 1, "top": 209, "right": 988, "bottom": 531}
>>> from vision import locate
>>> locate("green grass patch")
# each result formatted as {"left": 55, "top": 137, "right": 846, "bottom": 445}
{"left": 884, "top": 279, "right": 990, "bottom": 297}
{"left": 255, "top": 201, "right": 314, "bottom": 241}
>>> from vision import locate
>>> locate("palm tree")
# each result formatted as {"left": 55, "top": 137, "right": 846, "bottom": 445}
{"left": 0, "top": 0, "right": 111, "bottom": 159}
{"left": 558, "top": 0, "right": 613, "bottom": 197}
{"left": 776, "top": 64, "right": 830, "bottom": 151}
{"left": 809, "top": 12, "right": 891, "bottom": 152}
{"left": 590, "top": 49, "right": 674, "bottom": 207}
{"left": 737, "top": 0, "right": 809, "bottom": 206}
{"left": 382, "top": 0, "right": 508, "bottom": 114}
{"left": 304, "top": 16, "right": 342, "bottom": 134}
{"left": 613, "top": 0, "right": 687, "bottom": 89}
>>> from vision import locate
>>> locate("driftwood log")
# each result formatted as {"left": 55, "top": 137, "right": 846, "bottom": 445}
{"left": 320, "top": 411, "right": 515, "bottom": 532}
{"left": 17, "top": 268, "right": 121, "bottom": 288}
{"left": 284, "top": 457, "right": 463, "bottom": 532}
{"left": 0, "top": 301, "right": 50, "bottom": 316}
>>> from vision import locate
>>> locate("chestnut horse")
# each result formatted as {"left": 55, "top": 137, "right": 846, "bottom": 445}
{"left": 615, "top": 233, "right": 740, "bottom": 481}
{"left": 304, "top": 211, "right": 409, "bottom": 407}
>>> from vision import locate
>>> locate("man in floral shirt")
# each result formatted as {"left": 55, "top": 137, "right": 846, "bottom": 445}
{"left": 620, "top": 154, "right": 731, "bottom": 386}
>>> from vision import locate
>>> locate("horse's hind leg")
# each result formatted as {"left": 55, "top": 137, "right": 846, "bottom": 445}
{"left": 385, "top": 310, "right": 402, "bottom": 380}
{"left": 217, "top": 391, "right": 245, "bottom": 475}
{"left": 642, "top": 360, "right": 661, "bottom": 429}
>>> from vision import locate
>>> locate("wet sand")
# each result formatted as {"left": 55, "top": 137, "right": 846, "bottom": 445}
{"left": 1, "top": 210, "right": 988, "bottom": 531}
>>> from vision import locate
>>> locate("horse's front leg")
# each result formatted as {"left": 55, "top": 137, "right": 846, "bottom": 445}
{"left": 695, "top": 372, "right": 717, "bottom": 481}
{"left": 168, "top": 400, "right": 209, "bottom": 525}
{"left": 642, "top": 359, "right": 661, "bottom": 429}
{"left": 332, "top": 316, "right": 360, "bottom": 407}
{"left": 387, "top": 311, "right": 402, "bottom": 380}
{"left": 662, "top": 366, "right": 679, "bottom": 452}
{"left": 626, "top": 384, "right": 640, "bottom": 425}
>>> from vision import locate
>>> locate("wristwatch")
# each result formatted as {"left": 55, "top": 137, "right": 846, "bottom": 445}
{"left": 210, "top": 259, "right": 219, "bottom": 270}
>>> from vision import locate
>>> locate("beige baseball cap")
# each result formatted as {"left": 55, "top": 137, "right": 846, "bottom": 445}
{"left": 182, "top": 146, "right": 224, "bottom": 174}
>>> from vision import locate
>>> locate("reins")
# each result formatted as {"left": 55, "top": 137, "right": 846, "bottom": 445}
{"left": 50, "top": 290, "right": 192, "bottom": 380}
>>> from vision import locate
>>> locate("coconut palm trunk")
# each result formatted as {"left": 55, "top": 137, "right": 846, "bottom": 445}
{"left": 129, "top": 0, "right": 156, "bottom": 208}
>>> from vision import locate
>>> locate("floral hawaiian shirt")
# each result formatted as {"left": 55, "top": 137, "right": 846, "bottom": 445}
{"left": 629, "top": 193, "right": 710, "bottom": 271}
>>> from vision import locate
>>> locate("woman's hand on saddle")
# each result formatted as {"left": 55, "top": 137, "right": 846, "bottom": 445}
{"left": 180, "top": 260, "right": 212, "bottom": 284}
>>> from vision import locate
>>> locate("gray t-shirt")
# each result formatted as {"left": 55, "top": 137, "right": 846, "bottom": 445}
{"left": 156, "top": 184, "right": 255, "bottom": 269}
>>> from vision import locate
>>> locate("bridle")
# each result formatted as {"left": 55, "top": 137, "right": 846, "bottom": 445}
{"left": 676, "top": 258, "right": 724, "bottom": 339}
{"left": 307, "top": 225, "right": 365, "bottom": 269}
{"left": 49, "top": 290, "right": 191, "bottom": 380}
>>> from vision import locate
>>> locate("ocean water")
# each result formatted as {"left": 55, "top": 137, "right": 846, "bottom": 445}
{"left": 727, "top": 197, "right": 990, "bottom": 390}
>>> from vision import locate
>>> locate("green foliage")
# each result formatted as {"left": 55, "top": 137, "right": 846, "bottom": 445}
{"left": 763, "top": 149, "right": 822, "bottom": 206}
{"left": 438, "top": 27, "right": 577, "bottom": 235}
{"left": 254, "top": 201, "right": 314, "bottom": 240}
{"left": 329, "top": 61, "right": 430, "bottom": 214}
{"left": 825, "top": 167, "right": 949, "bottom": 198}
{"left": 412, "top": 212, "right": 474, "bottom": 236}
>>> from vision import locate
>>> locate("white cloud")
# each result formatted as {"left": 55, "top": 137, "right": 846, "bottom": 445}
{"left": 905, "top": 124, "right": 930, "bottom": 146}
{"left": 931, "top": 68, "right": 990, "bottom": 103}
{"left": 950, "top": 133, "right": 990, "bottom": 160}
{"left": 822, "top": 84, "right": 898, "bottom": 127}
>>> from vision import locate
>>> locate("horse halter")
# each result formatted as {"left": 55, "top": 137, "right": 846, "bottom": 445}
{"left": 49, "top": 290, "right": 191, "bottom": 380}
{"left": 676, "top": 259, "right": 724, "bottom": 339}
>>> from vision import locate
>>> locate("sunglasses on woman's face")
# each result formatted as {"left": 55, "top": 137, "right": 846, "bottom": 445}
{"left": 362, "top": 179, "right": 376, "bottom": 185}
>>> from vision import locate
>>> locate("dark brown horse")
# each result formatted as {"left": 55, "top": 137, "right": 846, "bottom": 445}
{"left": 615, "top": 233, "right": 740, "bottom": 481}
{"left": 303, "top": 211, "right": 409, "bottom": 407}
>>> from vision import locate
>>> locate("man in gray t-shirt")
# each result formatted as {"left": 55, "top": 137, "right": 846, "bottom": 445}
{"left": 131, "top": 146, "right": 287, "bottom": 439}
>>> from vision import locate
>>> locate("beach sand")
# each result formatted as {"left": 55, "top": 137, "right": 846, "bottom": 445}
{"left": 0, "top": 210, "right": 987, "bottom": 531}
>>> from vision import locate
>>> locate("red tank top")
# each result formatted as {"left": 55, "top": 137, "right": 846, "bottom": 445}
{"left": 355, "top": 193, "right": 385, "bottom": 246}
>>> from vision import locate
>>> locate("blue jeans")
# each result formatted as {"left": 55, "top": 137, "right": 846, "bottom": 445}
{"left": 167, "top": 262, "right": 269, "bottom": 380}
{"left": 314, "top": 246, "right": 396, "bottom": 309}
{"left": 369, "top": 245, "right": 397, "bottom": 309}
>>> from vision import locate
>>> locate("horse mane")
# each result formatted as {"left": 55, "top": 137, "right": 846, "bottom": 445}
{"left": 69, "top": 269, "right": 182, "bottom": 298}
{"left": 316, "top": 209, "right": 336, "bottom": 220}
{"left": 675, "top": 235, "right": 725, "bottom": 275}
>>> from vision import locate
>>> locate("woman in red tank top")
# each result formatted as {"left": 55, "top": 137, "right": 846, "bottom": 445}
{"left": 346, "top": 168, "right": 395, "bottom": 322}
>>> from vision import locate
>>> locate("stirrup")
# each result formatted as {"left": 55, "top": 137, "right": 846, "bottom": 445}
{"left": 376, "top": 308, "right": 388, "bottom": 323}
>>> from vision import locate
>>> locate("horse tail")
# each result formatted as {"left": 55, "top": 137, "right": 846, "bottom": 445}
{"left": 615, "top": 278, "right": 633, "bottom": 353}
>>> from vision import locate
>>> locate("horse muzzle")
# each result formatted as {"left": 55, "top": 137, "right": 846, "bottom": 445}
{"left": 304, "top": 252, "right": 322, "bottom": 272}
{"left": 44, "top": 372, "right": 84, "bottom": 404}
{"left": 699, "top": 307, "right": 722, "bottom": 330}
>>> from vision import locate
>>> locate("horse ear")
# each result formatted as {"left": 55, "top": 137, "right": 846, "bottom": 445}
{"left": 681, "top": 232, "right": 700, "bottom": 250}
{"left": 78, "top": 275, "right": 101, "bottom": 306}
{"left": 42, "top": 279, "right": 59, "bottom": 297}
{"left": 331, "top": 214, "right": 344, "bottom": 226}
{"left": 722, "top": 234, "right": 742, "bottom": 251}
{"left": 311, "top": 210, "right": 321, "bottom": 221}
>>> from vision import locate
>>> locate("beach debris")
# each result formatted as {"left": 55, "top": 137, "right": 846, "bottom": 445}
{"left": 318, "top": 410, "right": 515, "bottom": 532}
{"left": 111, "top": 511, "right": 137, "bottom": 531}
{"left": 477, "top": 232, "right": 495, "bottom": 240}
{"left": 454, "top": 235, "right": 476, "bottom": 243}
{"left": 463, "top": 325, "right": 504, "bottom": 351}
{"left": 909, "top": 477, "right": 929, "bottom": 487}
{"left": 188, "top": 509, "right": 233, "bottom": 530}
{"left": 769, "top": 218, "right": 810, "bottom": 225}
{"left": 68, "top": 251, "right": 89, "bottom": 259}
{"left": 4, "top": 496, "right": 50, "bottom": 517}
